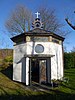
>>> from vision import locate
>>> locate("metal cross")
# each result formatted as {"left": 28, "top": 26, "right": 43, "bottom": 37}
{"left": 35, "top": 12, "right": 40, "bottom": 18}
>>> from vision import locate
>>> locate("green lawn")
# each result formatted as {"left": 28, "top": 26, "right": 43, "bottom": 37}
{"left": 0, "top": 68, "right": 75, "bottom": 100}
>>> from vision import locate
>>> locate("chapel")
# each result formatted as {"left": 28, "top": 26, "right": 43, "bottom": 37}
{"left": 11, "top": 12, "right": 64, "bottom": 85}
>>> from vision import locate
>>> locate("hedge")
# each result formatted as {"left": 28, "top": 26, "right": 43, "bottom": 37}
{"left": 64, "top": 52, "right": 75, "bottom": 69}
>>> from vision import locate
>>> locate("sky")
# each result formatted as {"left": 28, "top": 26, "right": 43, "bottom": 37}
{"left": 0, "top": 0, "right": 75, "bottom": 52}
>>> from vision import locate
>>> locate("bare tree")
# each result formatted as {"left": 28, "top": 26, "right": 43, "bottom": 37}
{"left": 38, "top": 6, "right": 69, "bottom": 37}
{"left": 65, "top": 18, "right": 75, "bottom": 30}
{"left": 5, "top": 5, "right": 33, "bottom": 36}
{"left": 5, "top": 4, "right": 69, "bottom": 37}
{"left": 65, "top": 11, "right": 75, "bottom": 30}
{"left": 39, "top": 7, "right": 61, "bottom": 31}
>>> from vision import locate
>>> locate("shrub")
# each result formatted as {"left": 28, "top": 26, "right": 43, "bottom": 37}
{"left": 0, "top": 56, "right": 13, "bottom": 70}
{"left": 64, "top": 52, "right": 75, "bottom": 69}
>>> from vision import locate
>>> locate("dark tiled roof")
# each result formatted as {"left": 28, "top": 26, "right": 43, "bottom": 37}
{"left": 11, "top": 28, "right": 65, "bottom": 42}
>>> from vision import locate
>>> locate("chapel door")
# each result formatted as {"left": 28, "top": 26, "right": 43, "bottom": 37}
{"left": 39, "top": 60, "right": 47, "bottom": 84}
{"left": 31, "top": 58, "right": 48, "bottom": 84}
{"left": 31, "top": 59, "right": 39, "bottom": 83}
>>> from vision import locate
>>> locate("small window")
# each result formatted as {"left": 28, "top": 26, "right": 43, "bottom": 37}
{"left": 35, "top": 44, "right": 44, "bottom": 53}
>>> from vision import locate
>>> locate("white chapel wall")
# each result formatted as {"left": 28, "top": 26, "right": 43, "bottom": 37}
{"left": 26, "top": 42, "right": 54, "bottom": 55}
{"left": 13, "top": 43, "right": 27, "bottom": 82}
{"left": 51, "top": 42, "right": 63, "bottom": 80}
{"left": 26, "top": 41, "right": 63, "bottom": 80}
{"left": 13, "top": 40, "right": 63, "bottom": 83}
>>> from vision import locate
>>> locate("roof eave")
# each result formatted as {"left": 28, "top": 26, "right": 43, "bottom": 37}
{"left": 10, "top": 28, "right": 65, "bottom": 42}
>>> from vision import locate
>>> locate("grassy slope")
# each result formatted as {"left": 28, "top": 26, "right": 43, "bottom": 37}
{"left": 0, "top": 68, "right": 75, "bottom": 100}
{"left": 55, "top": 69, "right": 75, "bottom": 97}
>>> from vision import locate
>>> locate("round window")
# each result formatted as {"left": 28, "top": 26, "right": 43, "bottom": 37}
{"left": 35, "top": 44, "right": 44, "bottom": 53}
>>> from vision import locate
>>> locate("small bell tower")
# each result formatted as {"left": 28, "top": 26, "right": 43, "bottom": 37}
{"left": 32, "top": 12, "right": 43, "bottom": 29}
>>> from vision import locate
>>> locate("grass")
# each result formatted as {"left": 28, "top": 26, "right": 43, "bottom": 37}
{"left": 0, "top": 68, "right": 75, "bottom": 100}
{"left": 56, "top": 69, "right": 75, "bottom": 94}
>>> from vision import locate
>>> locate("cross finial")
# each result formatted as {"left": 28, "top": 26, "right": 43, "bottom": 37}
{"left": 35, "top": 12, "right": 40, "bottom": 18}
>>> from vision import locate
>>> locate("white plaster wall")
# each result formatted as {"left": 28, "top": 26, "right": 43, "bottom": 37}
{"left": 13, "top": 41, "right": 63, "bottom": 83}
{"left": 26, "top": 42, "right": 54, "bottom": 55}
{"left": 13, "top": 63, "right": 22, "bottom": 82}
{"left": 51, "top": 43, "right": 63, "bottom": 80}
{"left": 13, "top": 43, "right": 27, "bottom": 82}
{"left": 13, "top": 43, "right": 27, "bottom": 63}
{"left": 26, "top": 42, "right": 63, "bottom": 80}
{"left": 57, "top": 45, "right": 63, "bottom": 79}
{"left": 26, "top": 57, "right": 29, "bottom": 85}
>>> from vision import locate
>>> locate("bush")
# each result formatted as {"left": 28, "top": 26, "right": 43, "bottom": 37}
{"left": 3, "top": 56, "right": 13, "bottom": 64}
{"left": 0, "top": 56, "right": 13, "bottom": 70}
{"left": 64, "top": 52, "right": 75, "bottom": 69}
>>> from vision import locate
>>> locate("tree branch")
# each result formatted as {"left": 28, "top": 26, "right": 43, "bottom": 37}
{"left": 65, "top": 18, "right": 75, "bottom": 30}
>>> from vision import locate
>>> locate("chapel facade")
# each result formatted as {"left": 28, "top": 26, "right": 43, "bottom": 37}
{"left": 11, "top": 12, "right": 64, "bottom": 85}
